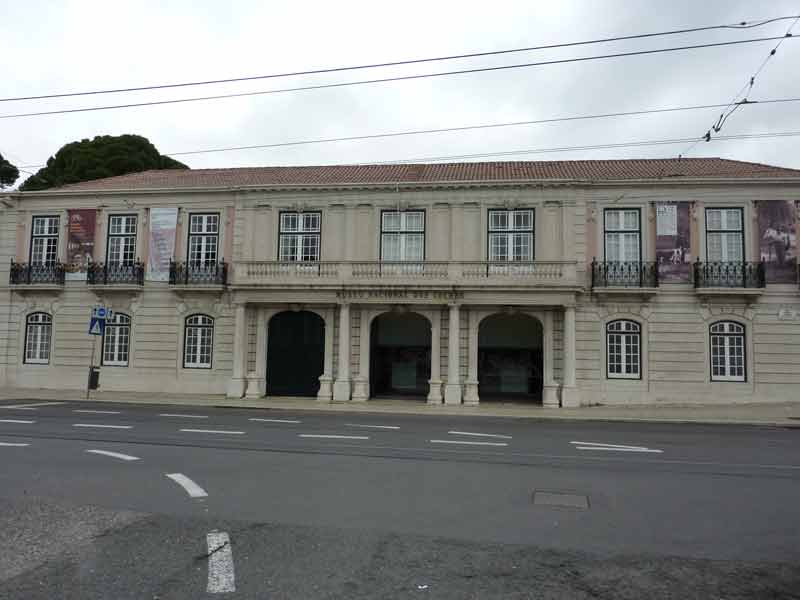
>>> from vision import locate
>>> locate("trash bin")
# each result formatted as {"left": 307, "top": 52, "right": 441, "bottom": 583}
{"left": 88, "top": 367, "right": 100, "bottom": 390}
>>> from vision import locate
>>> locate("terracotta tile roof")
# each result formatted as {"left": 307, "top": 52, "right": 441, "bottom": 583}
{"left": 39, "top": 158, "right": 800, "bottom": 192}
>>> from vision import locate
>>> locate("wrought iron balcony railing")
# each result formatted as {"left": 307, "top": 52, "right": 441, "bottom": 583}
{"left": 9, "top": 260, "right": 65, "bottom": 285}
{"left": 169, "top": 260, "right": 228, "bottom": 286}
{"left": 693, "top": 260, "right": 765, "bottom": 288}
{"left": 87, "top": 261, "right": 145, "bottom": 285}
{"left": 591, "top": 260, "right": 659, "bottom": 288}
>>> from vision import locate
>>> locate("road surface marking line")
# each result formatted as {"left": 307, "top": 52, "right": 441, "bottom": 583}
{"left": 299, "top": 434, "right": 370, "bottom": 440}
{"left": 0, "top": 419, "right": 35, "bottom": 424}
{"left": 73, "top": 423, "right": 132, "bottom": 429}
{"left": 345, "top": 423, "right": 400, "bottom": 430}
{"left": 207, "top": 531, "right": 235, "bottom": 593}
{"left": 86, "top": 449, "right": 140, "bottom": 461}
{"left": 74, "top": 409, "right": 121, "bottom": 415}
{"left": 2, "top": 402, "right": 66, "bottom": 409}
{"left": 570, "top": 441, "right": 651, "bottom": 450}
{"left": 430, "top": 439, "right": 508, "bottom": 447}
{"left": 166, "top": 473, "right": 208, "bottom": 498}
{"left": 249, "top": 418, "right": 301, "bottom": 424}
{"left": 0, "top": 442, "right": 30, "bottom": 447}
{"left": 574, "top": 446, "right": 663, "bottom": 453}
{"left": 160, "top": 413, "right": 209, "bottom": 419}
{"left": 180, "top": 428, "right": 245, "bottom": 435}
{"left": 448, "top": 430, "right": 512, "bottom": 439}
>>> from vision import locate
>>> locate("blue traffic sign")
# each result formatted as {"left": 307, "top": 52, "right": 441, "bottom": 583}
{"left": 88, "top": 317, "right": 105, "bottom": 336}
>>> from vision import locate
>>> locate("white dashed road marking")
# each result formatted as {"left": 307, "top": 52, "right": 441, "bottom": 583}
{"left": 2, "top": 402, "right": 66, "bottom": 409}
{"left": 570, "top": 441, "right": 663, "bottom": 454}
{"left": 180, "top": 429, "right": 245, "bottom": 435}
{"left": 448, "top": 430, "right": 512, "bottom": 439}
{"left": 207, "top": 531, "right": 236, "bottom": 593}
{"left": 166, "top": 473, "right": 208, "bottom": 498}
{"left": 299, "top": 434, "right": 369, "bottom": 440}
{"left": 345, "top": 423, "right": 400, "bottom": 430}
{"left": 249, "top": 418, "right": 301, "bottom": 424}
{"left": 160, "top": 413, "right": 209, "bottom": 419}
{"left": 430, "top": 439, "right": 508, "bottom": 447}
{"left": 0, "top": 442, "right": 30, "bottom": 447}
{"left": 0, "top": 419, "right": 36, "bottom": 424}
{"left": 74, "top": 409, "right": 121, "bottom": 415}
{"left": 73, "top": 423, "right": 132, "bottom": 429}
{"left": 86, "top": 449, "right": 140, "bottom": 461}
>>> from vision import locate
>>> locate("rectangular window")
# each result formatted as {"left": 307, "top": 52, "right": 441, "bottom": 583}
{"left": 106, "top": 215, "right": 137, "bottom": 265}
{"left": 706, "top": 208, "right": 743, "bottom": 262}
{"left": 102, "top": 314, "right": 131, "bottom": 367}
{"left": 604, "top": 209, "right": 641, "bottom": 262}
{"left": 279, "top": 212, "right": 321, "bottom": 261}
{"left": 381, "top": 210, "right": 425, "bottom": 261}
{"left": 488, "top": 209, "right": 534, "bottom": 262}
{"left": 188, "top": 214, "right": 219, "bottom": 265}
{"left": 24, "top": 313, "right": 52, "bottom": 364}
{"left": 606, "top": 320, "right": 641, "bottom": 379}
{"left": 30, "top": 216, "right": 60, "bottom": 264}
{"left": 710, "top": 322, "right": 746, "bottom": 382}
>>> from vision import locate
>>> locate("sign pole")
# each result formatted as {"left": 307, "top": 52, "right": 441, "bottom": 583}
{"left": 87, "top": 335, "right": 96, "bottom": 400}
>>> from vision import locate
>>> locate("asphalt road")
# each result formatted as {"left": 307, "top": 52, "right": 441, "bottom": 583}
{"left": 0, "top": 399, "right": 798, "bottom": 599}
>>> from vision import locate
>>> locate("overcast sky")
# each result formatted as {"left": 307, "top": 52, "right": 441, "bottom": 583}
{"left": 1, "top": 0, "right": 799, "bottom": 186}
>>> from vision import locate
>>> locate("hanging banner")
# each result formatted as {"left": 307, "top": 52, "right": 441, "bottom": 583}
{"left": 146, "top": 207, "right": 178, "bottom": 281}
{"left": 758, "top": 200, "right": 797, "bottom": 283}
{"left": 656, "top": 202, "right": 691, "bottom": 282}
{"left": 65, "top": 209, "right": 97, "bottom": 281}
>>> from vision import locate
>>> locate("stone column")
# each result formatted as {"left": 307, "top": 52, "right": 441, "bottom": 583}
{"left": 542, "top": 310, "right": 559, "bottom": 407}
{"left": 317, "top": 308, "right": 334, "bottom": 401}
{"left": 463, "top": 308, "right": 480, "bottom": 405}
{"left": 226, "top": 303, "right": 248, "bottom": 398}
{"left": 245, "top": 306, "right": 268, "bottom": 398}
{"left": 352, "top": 308, "right": 371, "bottom": 402}
{"left": 427, "top": 309, "right": 443, "bottom": 404}
{"left": 444, "top": 303, "right": 463, "bottom": 404}
{"left": 333, "top": 303, "right": 352, "bottom": 401}
{"left": 561, "top": 305, "right": 580, "bottom": 408}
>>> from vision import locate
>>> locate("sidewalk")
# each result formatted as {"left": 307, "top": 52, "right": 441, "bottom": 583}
{"left": 1, "top": 387, "right": 798, "bottom": 426}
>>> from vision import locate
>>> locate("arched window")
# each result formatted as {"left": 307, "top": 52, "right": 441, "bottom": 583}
{"left": 710, "top": 321, "right": 745, "bottom": 382}
{"left": 606, "top": 319, "right": 641, "bottom": 379}
{"left": 25, "top": 312, "right": 52, "bottom": 364}
{"left": 184, "top": 314, "right": 214, "bottom": 369}
{"left": 102, "top": 313, "right": 131, "bottom": 367}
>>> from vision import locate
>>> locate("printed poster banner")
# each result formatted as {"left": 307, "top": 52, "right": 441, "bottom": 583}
{"left": 656, "top": 202, "right": 691, "bottom": 283}
{"left": 66, "top": 209, "right": 96, "bottom": 281}
{"left": 147, "top": 207, "right": 178, "bottom": 281}
{"left": 758, "top": 200, "right": 797, "bottom": 283}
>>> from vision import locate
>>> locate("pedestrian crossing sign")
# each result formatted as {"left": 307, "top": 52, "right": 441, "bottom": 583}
{"left": 89, "top": 317, "right": 105, "bottom": 336}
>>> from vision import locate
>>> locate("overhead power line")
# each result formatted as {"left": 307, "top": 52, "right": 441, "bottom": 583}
{"left": 368, "top": 130, "right": 800, "bottom": 164}
{"left": 2, "top": 15, "right": 796, "bottom": 104}
{"left": 2, "top": 35, "right": 798, "bottom": 121}
{"left": 16, "top": 97, "right": 800, "bottom": 170}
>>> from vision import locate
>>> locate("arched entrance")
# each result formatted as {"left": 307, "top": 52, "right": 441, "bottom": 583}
{"left": 267, "top": 310, "right": 325, "bottom": 396}
{"left": 478, "top": 313, "right": 543, "bottom": 402}
{"left": 370, "top": 312, "right": 431, "bottom": 397}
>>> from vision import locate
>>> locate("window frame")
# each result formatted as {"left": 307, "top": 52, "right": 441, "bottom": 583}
{"left": 486, "top": 208, "right": 535, "bottom": 262}
{"left": 605, "top": 319, "right": 642, "bottom": 380}
{"left": 28, "top": 215, "right": 60, "bottom": 265}
{"left": 24, "top": 312, "right": 53, "bottom": 365}
{"left": 603, "top": 208, "right": 642, "bottom": 263}
{"left": 105, "top": 214, "right": 138, "bottom": 266}
{"left": 704, "top": 207, "right": 744, "bottom": 263}
{"left": 186, "top": 213, "right": 220, "bottom": 266}
{"left": 183, "top": 314, "right": 214, "bottom": 369}
{"left": 709, "top": 320, "right": 746, "bottom": 382}
{"left": 379, "top": 209, "right": 426, "bottom": 262}
{"left": 278, "top": 211, "right": 322, "bottom": 262}
{"left": 101, "top": 312, "right": 131, "bottom": 367}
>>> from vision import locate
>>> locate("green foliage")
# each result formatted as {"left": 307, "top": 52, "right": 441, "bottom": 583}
{"left": 19, "top": 134, "right": 188, "bottom": 191}
{"left": 0, "top": 152, "right": 20, "bottom": 188}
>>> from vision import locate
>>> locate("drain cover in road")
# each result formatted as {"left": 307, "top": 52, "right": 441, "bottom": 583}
{"left": 533, "top": 491, "right": 589, "bottom": 509}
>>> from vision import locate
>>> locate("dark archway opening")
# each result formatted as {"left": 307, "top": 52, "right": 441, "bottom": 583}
{"left": 478, "top": 313, "right": 543, "bottom": 402}
{"left": 266, "top": 310, "right": 325, "bottom": 396}
{"left": 370, "top": 312, "right": 431, "bottom": 398}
